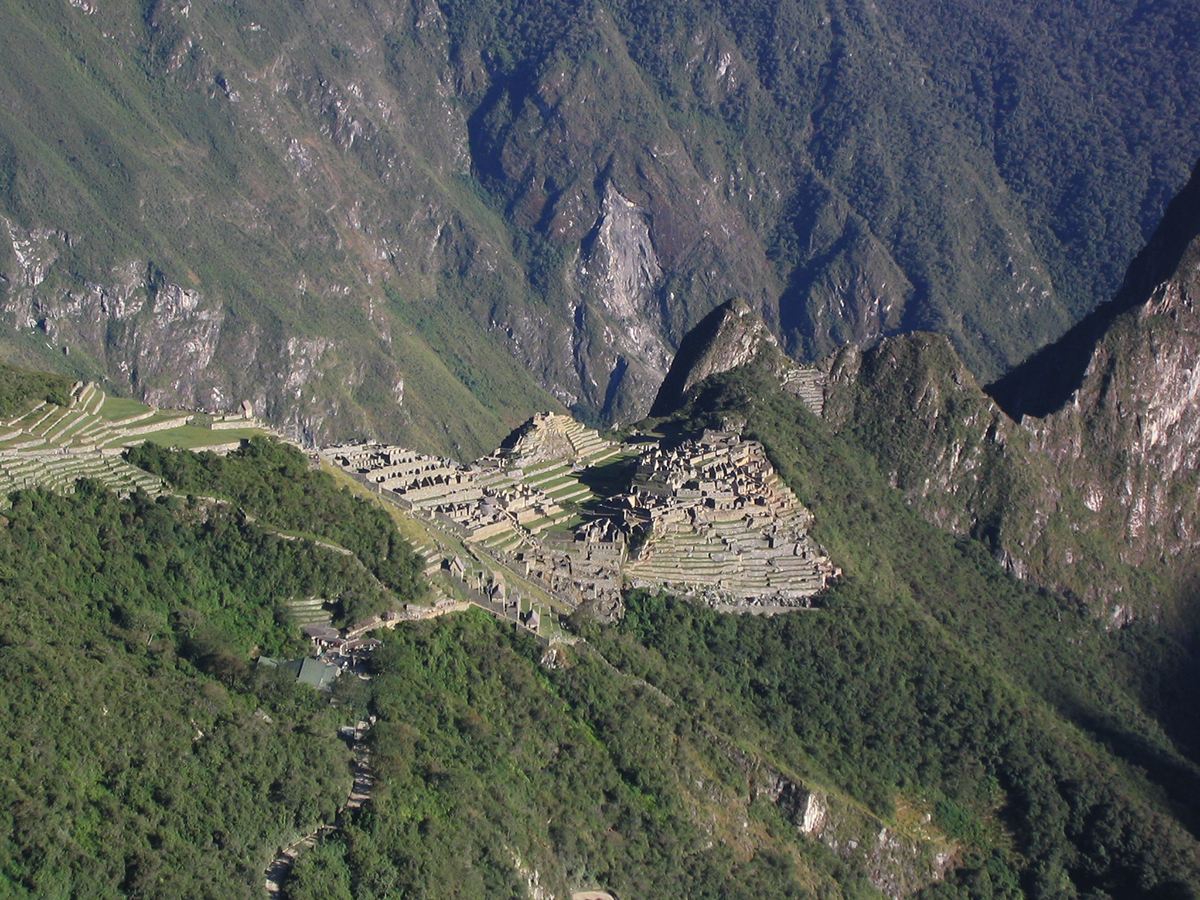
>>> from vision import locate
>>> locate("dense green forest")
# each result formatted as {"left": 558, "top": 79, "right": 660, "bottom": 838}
{"left": 2, "top": 360, "right": 1200, "bottom": 897}
{"left": 288, "top": 613, "right": 857, "bottom": 900}
{"left": 630, "top": 363, "right": 1200, "bottom": 897}
{"left": 283, "top": 363, "right": 1200, "bottom": 899}
{"left": 0, "top": 484, "right": 397, "bottom": 899}
{"left": 126, "top": 438, "right": 424, "bottom": 621}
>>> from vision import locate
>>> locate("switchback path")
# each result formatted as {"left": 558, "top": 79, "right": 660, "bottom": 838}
{"left": 264, "top": 718, "right": 374, "bottom": 898}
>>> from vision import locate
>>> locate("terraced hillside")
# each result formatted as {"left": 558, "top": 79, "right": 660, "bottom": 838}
{"left": 619, "top": 434, "right": 835, "bottom": 611}
{"left": 327, "top": 413, "right": 835, "bottom": 620}
{"left": 0, "top": 381, "right": 270, "bottom": 500}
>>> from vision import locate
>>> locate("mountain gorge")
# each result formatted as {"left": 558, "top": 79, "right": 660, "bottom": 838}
{"left": 1, "top": 0, "right": 1197, "bottom": 456}
{"left": 8, "top": 1, "right": 1200, "bottom": 897}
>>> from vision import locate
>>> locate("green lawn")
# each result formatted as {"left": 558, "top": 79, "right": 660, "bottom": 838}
{"left": 142, "top": 425, "right": 264, "bottom": 449}
{"left": 98, "top": 395, "right": 153, "bottom": 421}
{"left": 533, "top": 473, "right": 577, "bottom": 490}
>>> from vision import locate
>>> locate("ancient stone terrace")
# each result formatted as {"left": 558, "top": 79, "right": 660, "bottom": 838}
{"left": 617, "top": 431, "right": 835, "bottom": 609}
{"left": 324, "top": 444, "right": 527, "bottom": 550}
{"left": 502, "top": 412, "right": 623, "bottom": 467}
{"left": 326, "top": 415, "right": 834, "bottom": 619}
{"left": 511, "top": 520, "right": 625, "bottom": 620}
{"left": 782, "top": 366, "right": 827, "bottom": 417}
{"left": 325, "top": 415, "right": 625, "bottom": 553}
{"left": 0, "top": 381, "right": 272, "bottom": 501}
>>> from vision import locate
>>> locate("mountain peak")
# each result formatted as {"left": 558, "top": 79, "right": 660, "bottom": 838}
{"left": 650, "top": 298, "right": 825, "bottom": 417}
{"left": 988, "top": 156, "right": 1200, "bottom": 420}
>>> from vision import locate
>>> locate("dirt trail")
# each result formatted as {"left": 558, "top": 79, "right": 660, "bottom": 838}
{"left": 264, "top": 718, "right": 373, "bottom": 898}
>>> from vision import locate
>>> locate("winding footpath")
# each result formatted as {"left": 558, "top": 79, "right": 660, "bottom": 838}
{"left": 264, "top": 718, "right": 374, "bottom": 898}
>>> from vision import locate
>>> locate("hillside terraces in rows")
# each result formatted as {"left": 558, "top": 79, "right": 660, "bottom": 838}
{"left": 617, "top": 431, "right": 836, "bottom": 608}
{"left": 0, "top": 383, "right": 192, "bottom": 453}
{"left": 625, "top": 520, "right": 829, "bottom": 607}
{"left": 0, "top": 382, "right": 270, "bottom": 500}
{"left": 0, "top": 451, "right": 167, "bottom": 499}
{"left": 326, "top": 414, "right": 834, "bottom": 619}
{"left": 502, "top": 412, "right": 624, "bottom": 467}
{"left": 324, "top": 416, "right": 623, "bottom": 550}
{"left": 782, "top": 367, "right": 827, "bottom": 418}
{"left": 286, "top": 597, "right": 335, "bottom": 628}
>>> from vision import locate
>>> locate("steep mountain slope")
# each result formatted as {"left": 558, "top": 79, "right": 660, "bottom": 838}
{"left": 5, "top": 356, "right": 1200, "bottom": 895}
{"left": 823, "top": 157, "right": 1200, "bottom": 619}
{"left": 650, "top": 296, "right": 825, "bottom": 416}
{"left": 1, "top": 0, "right": 1197, "bottom": 454}
{"left": 637, "top": 360, "right": 1200, "bottom": 900}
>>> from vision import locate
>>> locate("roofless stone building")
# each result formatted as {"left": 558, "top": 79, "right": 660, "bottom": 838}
{"left": 325, "top": 414, "right": 835, "bottom": 620}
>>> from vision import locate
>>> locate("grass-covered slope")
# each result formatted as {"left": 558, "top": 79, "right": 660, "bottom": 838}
{"left": 0, "top": 0, "right": 560, "bottom": 457}
{"left": 0, "top": 361, "right": 70, "bottom": 419}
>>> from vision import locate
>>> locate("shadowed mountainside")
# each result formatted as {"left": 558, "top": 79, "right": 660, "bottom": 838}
{"left": 988, "top": 157, "right": 1200, "bottom": 420}
{"left": 826, "top": 156, "right": 1200, "bottom": 618}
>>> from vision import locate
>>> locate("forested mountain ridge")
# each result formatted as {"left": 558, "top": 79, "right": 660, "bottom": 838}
{"left": 6, "top": 1, "right": 1200, "bottom": 893}
{"left": 0, "top": 0, "right": 1196, "bottom": 455}
{"left": 821, "top": 156, "right": 1200, "bottom": 620}
{"left": 5, "top": 342, "right": 1200, "bottom": 897}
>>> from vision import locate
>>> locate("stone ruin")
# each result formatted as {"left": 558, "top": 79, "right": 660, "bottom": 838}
{"left": 324, "top": 415, "right": 836, "bottom": 620}
{"left": 602, "top": 430, "right": 837, "bottom": 611}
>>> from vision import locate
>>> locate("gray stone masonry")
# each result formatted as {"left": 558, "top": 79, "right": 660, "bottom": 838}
{"left": 325, "top": 416, "right": 836, "bottom": 619}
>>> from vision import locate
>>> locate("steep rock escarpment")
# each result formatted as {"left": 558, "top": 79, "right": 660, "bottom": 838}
{"left": 0, "top": 221, "right": 397, "bottom": 446}
{"left": 823, "top": 334, "right": 1036, "bottom": 549}
{"left": 2, "top": 0, "right": 1198, "bottom": 452}
{"left": 999, "top": 158, "right": 1200, "bottom": 589}
{"left": 827, "top": 158, "right": 1200, "bottom": 615}
{"left": 651, "top": 298, "right": 826, "bottom": 418}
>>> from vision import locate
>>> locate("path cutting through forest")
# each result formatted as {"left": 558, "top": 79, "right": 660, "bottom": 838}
{"left": 264, "top": 718, "right": 374, "bottom": 898}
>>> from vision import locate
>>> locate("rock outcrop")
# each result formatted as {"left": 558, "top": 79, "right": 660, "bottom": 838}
{"left": 651, "top": 298, "right": 826, "bottom": 417}
{"left": 995, "top": 158, "right": 1200, "bottom": 562}
{"left": 705, "top": 726, "right": 954, "bottom": 899}
{"left": 827, "top": 158, "right": 1200, "bottom": 616}
{"left": 3, "top": 0, "right": 1197, "bottom": 452}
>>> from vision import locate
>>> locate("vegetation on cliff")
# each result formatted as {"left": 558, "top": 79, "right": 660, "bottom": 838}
{"left": 1, "top": 349, "right": 1200, "bottom": 897}
{"left": 1, "top": 0, "right": 1197, "bottom": 448}
{"left": 818, "top": 156, "right": 1200, "bottom": 622}
{"left": 649, "top": 360, "right": 1200, "bottom": 898}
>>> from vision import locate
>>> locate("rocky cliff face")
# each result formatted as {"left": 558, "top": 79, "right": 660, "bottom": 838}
{"left": 0, "top": 219, "right": 388, "bottom": 445}
{"left": 823, "top": 334, "right": 1034, "bottom": 546}
{"left": 651, "top": 297, "right": 826, "bottom": 417}
{"left": 1, "top": 0, "right": 1197, "bottom": 455}
{"left": 705, "top": 726, "right": 953, "bottom": 899}
{"left": 826, "top": 159, "right": 1200, "bottom": 616}
{"left": 1003, "top": 159, "right": 1200, "bottom": 597}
